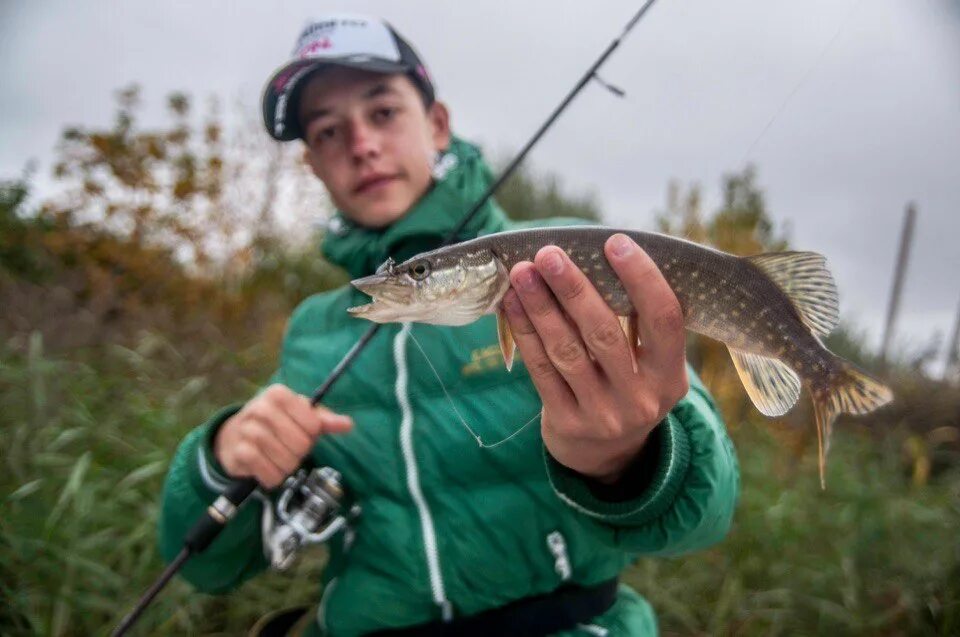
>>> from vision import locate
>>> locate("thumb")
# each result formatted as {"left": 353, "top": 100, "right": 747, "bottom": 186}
{"left": 315, "top": 407, "right": 354, "bottom": 435}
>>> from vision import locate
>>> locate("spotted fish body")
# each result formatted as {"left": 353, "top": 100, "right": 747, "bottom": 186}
{"left": 349, "top": 226, "right": 893, "bottom": 487}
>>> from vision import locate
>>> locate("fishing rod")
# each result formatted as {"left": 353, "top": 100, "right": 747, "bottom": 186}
{"left": 113, "top": 1, "right": 661, "bottom": 633}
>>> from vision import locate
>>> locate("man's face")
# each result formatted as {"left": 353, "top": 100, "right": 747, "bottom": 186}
{"left": 298, "top": 67, "right": 450, "bottom": 228}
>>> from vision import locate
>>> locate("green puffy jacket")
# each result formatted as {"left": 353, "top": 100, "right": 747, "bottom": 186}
{"left": 158, "top": 137, "right": 740, "bottom": 636}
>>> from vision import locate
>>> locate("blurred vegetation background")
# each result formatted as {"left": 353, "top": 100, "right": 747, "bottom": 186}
{"left": 1, "top": 88, "right": 958, "bottom": 636}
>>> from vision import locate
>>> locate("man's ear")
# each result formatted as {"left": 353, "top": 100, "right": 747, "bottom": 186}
{"left": 428, "top": 101, "right": 451, "bottom": 151}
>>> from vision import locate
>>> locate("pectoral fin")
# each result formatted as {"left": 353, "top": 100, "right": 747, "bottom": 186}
{"left": 496, "top": 307, "right": 516, "bottom": 371}
{"left": 619, "top": 314, "right": 640, "bottom": 374}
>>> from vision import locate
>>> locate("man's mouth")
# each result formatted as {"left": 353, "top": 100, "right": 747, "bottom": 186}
{"left": 353, "top": 174, "right": 399, "bottom": 195}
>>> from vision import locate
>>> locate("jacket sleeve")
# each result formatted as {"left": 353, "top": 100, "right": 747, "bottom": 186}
{"left": 543, "top": 368, "right": 740, "bottom": 555}
{"left": 156, "top": 374, "right": 282, "bottom": 593}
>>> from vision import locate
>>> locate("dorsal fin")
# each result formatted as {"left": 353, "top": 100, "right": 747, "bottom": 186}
{"left": 728, "top": 347, "right": 802, "bottom": 417}
{"left": 747, "top": 251, "right": 839, "bottom": 337}
{"left": 619, "top": 314, "right": 639, "bottom": 374}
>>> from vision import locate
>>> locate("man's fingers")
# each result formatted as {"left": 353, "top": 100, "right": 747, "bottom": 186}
{"left": 501, "top": 288, "right": 577, "bottom": 413}
{"left": 604, "top": 235, "right": 686, "bottom": 372}
{"left": 282, "top": 391, "right": 326, "bottom": 437}
{"left": 216, "top": 386, "right": 355, "bottom": 489}
{"left": 254, "top": 455, "right": 288, "bottom": 490}
{"left": 262, "top": 407, "right": 314, "bottom": 458}
{"left": 232, "top": 435, "right": 291, "bottom": 490}
{"left": 315, "top": 405, "right": 354, "bottom": 434}
{"left": 265, "top": 385, "right": 322, "bottom": 437}
{"left": 264, "top": 384, "right": 353, "bottom": 438}
{"left": 533, "top": 246, "right": 634, "bottom": 379}
{"left": 246, "top": 417, "right": 301, "bottom": 472}
{"left": 509, "top": 262, "right": 604, "bottom": 400}
{"left": 258, "top": 388, "right": 320, "bottom": 454}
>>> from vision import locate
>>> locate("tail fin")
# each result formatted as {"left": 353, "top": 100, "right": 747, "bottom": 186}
{"left": 812, "top": 362, "right": 894, "bottom": 489}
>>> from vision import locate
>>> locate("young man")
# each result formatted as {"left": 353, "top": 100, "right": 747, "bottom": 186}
{"left": 159, "top": 14, "right": 739, "bottom": 637}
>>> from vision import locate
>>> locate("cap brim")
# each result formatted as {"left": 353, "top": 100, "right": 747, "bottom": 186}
{"left": 263, "top": 57, "right": 411, "bottom": 142}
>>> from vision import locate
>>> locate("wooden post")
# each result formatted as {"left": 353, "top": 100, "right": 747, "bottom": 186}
{"left": 880, "top": 203, "right": 917, "bottom": 365}
{"left": 946, "top": 294, "right": 960, "bottom": 381}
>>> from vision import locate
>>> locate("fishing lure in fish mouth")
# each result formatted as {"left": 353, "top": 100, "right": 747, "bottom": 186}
{"left": 348, "top": 225, "right": 893, "bottom": 487}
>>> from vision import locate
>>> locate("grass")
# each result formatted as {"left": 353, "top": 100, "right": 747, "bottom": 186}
{"left": 627, "top": 422, "right": 960, "bottom": 635}
{"left": 1, "top": 332, "right": 958, "bottom": 635}
{"left": 0, "top": 332, "right": 327, "bottom": 636}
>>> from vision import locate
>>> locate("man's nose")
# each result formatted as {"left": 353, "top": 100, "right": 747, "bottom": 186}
{"left": 347, "top": 119, "right": 379, "bottom": 161}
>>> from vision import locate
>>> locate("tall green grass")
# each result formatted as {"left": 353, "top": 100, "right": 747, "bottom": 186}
{"left": 2, "top": 333, "right": 958, "bottom": 635}
{"left": 626, "top": 423, "right": 960, "bottom": 635}
{"left": 0, "top": 333, "right": 328, "bottom": 635}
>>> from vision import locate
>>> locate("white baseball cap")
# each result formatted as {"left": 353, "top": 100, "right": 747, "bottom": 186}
{"left": 262, "top": 14, "right": 435, "bottom": 141}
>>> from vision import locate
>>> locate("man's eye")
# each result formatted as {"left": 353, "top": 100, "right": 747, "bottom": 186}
{"left": 372, "top": 107, "right": 396, "bottom": 123}
{"left": 312, "top": 126, "right": 337, "bottom": 145}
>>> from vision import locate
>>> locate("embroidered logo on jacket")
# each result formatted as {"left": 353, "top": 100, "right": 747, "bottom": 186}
{"left": 461, "top": 344, "right": 515, "bottom": 376}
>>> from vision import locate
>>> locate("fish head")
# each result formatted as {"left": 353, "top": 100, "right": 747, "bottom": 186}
{"left": 348, "top": 247, "right": 510, "bottom": 325}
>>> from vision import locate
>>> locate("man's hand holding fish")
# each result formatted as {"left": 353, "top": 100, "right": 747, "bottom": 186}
{"left": 503, "top": 234, "right": 688, "bottom": 484}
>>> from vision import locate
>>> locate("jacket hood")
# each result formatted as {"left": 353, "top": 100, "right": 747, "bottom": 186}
{"left": 321, "top": 136, "right": 509, "bottom": 279}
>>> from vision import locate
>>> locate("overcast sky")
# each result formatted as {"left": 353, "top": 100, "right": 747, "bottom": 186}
{"left": 2, "top": 0, "right": 959, "bottom": 368}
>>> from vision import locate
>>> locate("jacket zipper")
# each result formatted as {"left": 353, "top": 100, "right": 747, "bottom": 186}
{"left": 395, "top": 323, "right": 453, "bottom": 620}
{"left": 546, "top": 531, "right": 572, "bottom": 581}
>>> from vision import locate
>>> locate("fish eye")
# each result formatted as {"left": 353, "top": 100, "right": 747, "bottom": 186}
{"left": 409, "top": 261, "right": 431, "bottom": 280}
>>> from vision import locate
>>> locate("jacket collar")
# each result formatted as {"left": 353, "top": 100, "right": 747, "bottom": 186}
{"left": 321, "top": 136, "right": 508, "bottom": 279}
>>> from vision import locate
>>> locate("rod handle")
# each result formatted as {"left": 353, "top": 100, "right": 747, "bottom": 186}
{"left": 183, "top": 477, "right": 257, "bottom": 552}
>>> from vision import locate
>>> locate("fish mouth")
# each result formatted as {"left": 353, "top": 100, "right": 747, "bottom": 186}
{"left": 345, "top": 299, "right": 377, "bottom": 318}
{"left": 350, "top": 272, "right": 391, "bottom": 297}
{"left": 347, "top": 253, "right": 508, "bottom": 325}
{"left": 347, "top": 272, "right": 414, "bottom": 321}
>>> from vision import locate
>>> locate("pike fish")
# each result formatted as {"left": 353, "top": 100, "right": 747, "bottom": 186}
{"left": 347, "top": 226, "right": 893, "bottom": 486}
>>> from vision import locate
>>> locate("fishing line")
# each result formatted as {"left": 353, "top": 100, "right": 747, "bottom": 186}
{"left": 738, "top": 0, "right": 865, "bottom": 164}
{"left": 408, "top": 329, "right": 542, "bottom": 449}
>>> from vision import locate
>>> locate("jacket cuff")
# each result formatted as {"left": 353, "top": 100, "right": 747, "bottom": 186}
{"left": 185, "top": 404, "right": 244, "bottom": 497}
{"left": 544, "top": 411, "right": 692, "bottom": 526}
